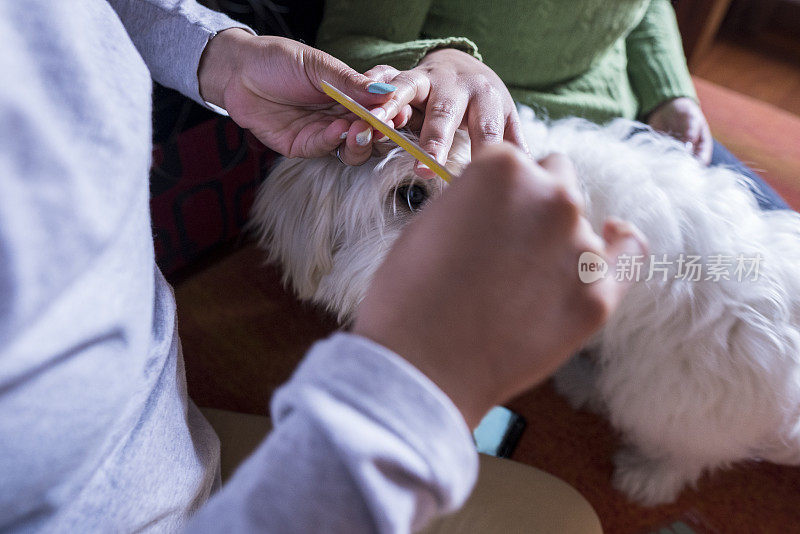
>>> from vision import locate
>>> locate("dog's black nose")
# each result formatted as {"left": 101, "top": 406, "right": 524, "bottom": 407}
{"left": 396, "top": 184, "right": 428, "bottom": 211}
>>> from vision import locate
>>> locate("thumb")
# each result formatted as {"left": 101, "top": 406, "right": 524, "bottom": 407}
{"left": 604, "top": 217, "right": 648, "bottom": 267}
{"left": 599, "top": 217, "right": 648, "bottom": 306}
{"left": 305, "top": 48, "right": 397, "bottom": 106}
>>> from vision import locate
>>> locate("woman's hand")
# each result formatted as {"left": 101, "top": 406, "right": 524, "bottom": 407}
{"left": 363, "top": 48, "right": 528, "bottom": 178}
{"left": 647, "top": 97, "right": 713, "bottom": 165}
{"left": 198, "top": 29, "right": 398, "bottom": 164}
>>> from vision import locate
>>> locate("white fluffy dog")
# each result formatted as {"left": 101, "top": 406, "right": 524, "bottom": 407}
{"left": 249, "top": 108, "right": 800, "bottom": 505}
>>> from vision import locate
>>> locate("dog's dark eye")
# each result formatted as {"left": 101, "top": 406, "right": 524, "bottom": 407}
{"left": 395, "top": 184, "right": 428, "bottom": 211}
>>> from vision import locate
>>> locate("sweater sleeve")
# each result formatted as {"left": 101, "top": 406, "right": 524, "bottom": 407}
{"left": 316, "top": 0, "right": 480, "bottom": 72}
{"left": 106, "top": 0, "right": 253, "bottom": 106}
{"left": 625, "top": 0, "right": 697, "bottom": 118}
{"left": 186, "top": 333, "right": 479, "bottom": 533}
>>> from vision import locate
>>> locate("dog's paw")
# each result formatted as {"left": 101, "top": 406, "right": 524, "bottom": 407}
{"left": 553, "top": 353, "right": 601, "bottom": 412}
{"left": 611, "top": 448, "right": 699, "bottom": 506}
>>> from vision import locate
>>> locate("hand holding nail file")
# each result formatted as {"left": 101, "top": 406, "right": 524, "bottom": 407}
{"left": 321, "top": 81, "right": 454, "bottom": 182}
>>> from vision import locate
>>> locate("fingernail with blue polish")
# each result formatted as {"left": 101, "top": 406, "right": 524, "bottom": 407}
{"left": 367, "top": 82, "right": 397, "bottom": 94}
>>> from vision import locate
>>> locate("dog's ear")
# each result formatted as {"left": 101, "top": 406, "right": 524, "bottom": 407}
{"left": 249, "top": 156, "right": 344, "bottom": 300}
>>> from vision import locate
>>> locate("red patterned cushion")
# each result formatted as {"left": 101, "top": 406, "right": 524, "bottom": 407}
{"left": 150, "top": 116, "right": 277, "bottom": 277}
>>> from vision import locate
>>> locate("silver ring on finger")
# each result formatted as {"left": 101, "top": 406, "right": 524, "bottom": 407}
{"left": 335, "top": 146, "right": 346, "bottom": 165}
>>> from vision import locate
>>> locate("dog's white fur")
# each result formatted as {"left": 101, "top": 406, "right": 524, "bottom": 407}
{"left": 250, "top": 108, "right": 800, "bottom": 505}
{"left": 249, "top": 137, "right": 464, "bottom": 322}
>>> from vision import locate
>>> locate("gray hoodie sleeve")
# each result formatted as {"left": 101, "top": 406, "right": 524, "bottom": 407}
{"left": 106, "top": 0, "right": 252, "bottom": 105}
{"left": 187, "top": 333, "right": 479, "bottom": 533}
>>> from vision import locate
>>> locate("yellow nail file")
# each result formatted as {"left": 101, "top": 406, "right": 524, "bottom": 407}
{"left": 321, "top": 80, "right": 454, "bottom": 182}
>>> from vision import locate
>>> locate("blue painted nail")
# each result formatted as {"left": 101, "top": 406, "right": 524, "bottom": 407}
{"left": 367, "top": 82, "right": 397, "bottom": 94}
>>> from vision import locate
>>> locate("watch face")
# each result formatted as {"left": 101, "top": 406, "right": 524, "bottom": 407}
{"left": 473, "top": 406, "right": 526, "bottom": 458}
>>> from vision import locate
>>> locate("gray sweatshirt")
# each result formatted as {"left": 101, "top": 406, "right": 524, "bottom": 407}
{"left": 0, "top": 1, "right": 476, "bottom": 532}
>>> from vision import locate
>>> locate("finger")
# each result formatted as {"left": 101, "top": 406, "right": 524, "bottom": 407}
{"left": 392, "top": 105, "right": 414, "bottom": 129}
{"left": 314, "top": 117, "right": 352, "bottom": 155}
{"left": 669, "top": 119, "right": 699, "bottom": 155}
{"left": 339, "top": 120, "right": 374, "bottom": 165}
{"left": 695, "top": 124, "right": 713, "bottom": 165}
{"left": 671, "top": 113, "right": 701, "bottom": 156}
{"left": 416, "top": 92, "right": 470, "bottom": 178}
{"left": 589, "top": 217, "right": 648, "bottom": 318}
{"left": 466, "top": 91, "right": 505, "bottom": 151}
{"left": 458, "top": 142, "right": 545, "bottom": 216}
{"left": 603, "top": 217, "right": 648, "bottom": 261}
{"left": 364, "top": 64, "right": 401, "bottom": 82}
{"left": 504, "top": 113, "right": 530, "bottom": 155}
{"left": 372, "top": 70, "right": 432, "bottom": 123}
{"left": 370, "top": 109, "right": 395, "bottom": 143}
{"left": 405, "top": 108, "right": 425, "bottom": 133}
{"left": 682, "top": 118, "right": 702, "bottom": 146}
{"left": 537, "top": 153, "right": 584, "bottom": 211}
{"left": 305, "top": 49, "right": 397, "bottom": 107}
{"left": 650, "top": 110, "right": 692, "bottom": 142}
{"left": 285, "top": 117, "right": 348, "bottom": 158}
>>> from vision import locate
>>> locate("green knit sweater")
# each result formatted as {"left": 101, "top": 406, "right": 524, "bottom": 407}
{"left": 316, "top": 0, "right": 696, "bottom": 123}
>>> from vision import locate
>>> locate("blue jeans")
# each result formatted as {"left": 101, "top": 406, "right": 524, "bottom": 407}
{"left": 710, "top": 140, "right": 790, "bottom": 211}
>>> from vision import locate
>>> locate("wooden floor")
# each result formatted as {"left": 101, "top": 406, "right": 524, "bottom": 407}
{"left": 692, "top": 34, "right": 800, "bottom": 117}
